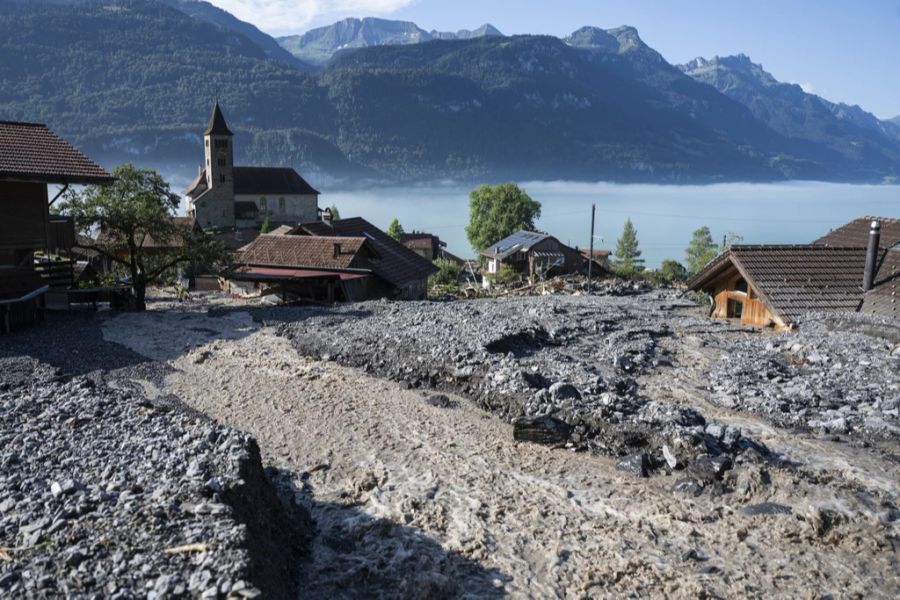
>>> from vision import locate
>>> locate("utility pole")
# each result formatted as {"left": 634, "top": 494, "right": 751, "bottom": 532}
{"left": 588, "top": 203, "right": 596, "bottom": 295}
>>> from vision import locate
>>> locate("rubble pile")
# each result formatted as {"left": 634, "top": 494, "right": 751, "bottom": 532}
{"left": 270, "top": 291, "right": 763, "bottom": 472}
{"left": 0, "top": 357, "right": 308, "bottom": 599}
{"left": 706, "top": 313, "right": 900, "bottom": 438}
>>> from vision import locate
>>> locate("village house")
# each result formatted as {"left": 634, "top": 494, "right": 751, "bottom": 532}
{"left": 229, "top": 216, "right": 437, "bottom": 301}
{"left": 184, "top": 103, "right": 320, "bottom": 230}
{"left": 687, "top": 216, "right": 899, "bottom": 329}
{"left": 481, "top": 230, "right": 591, "bottom": 280}
{"left": 399, "top": 232, "right": 464, "bottom": 264}
{"left": 0, "top": 120, "right": 113, "bottom": 332}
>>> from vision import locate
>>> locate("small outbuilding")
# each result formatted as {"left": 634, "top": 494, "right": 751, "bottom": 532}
{"left": 0, "top": 120, "right": 113, "bottom": 332}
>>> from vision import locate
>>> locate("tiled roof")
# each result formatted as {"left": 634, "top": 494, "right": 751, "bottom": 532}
{"left": 813, "top": 216, "right": 900, "bottom": 248}
{"left": 96, "top": 217, "right": 198, "bottom": 250}
{"left": 0, "top": 121, "right": 112, "bottom": 184}
{"left": 482, "top": 231, "right": 551, "bottom": 260}
{"left": 299, "top": 217, "right": 438, "bottom": 288}
{"left": 688, "top": 245, "right": 899, "bottom": 324}
{"left": 185, "top": 167, "right": 320, "bottom": 196}
{"left": 237, "top": 234, "right": 374, "bottom": 271}
{"left": 861, "top": 247, "right": 899, "bottom": 318}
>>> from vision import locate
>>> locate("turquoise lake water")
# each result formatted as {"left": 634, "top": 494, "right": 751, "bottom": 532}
{"left": 323, "top": 181, "right": 899, "bottom": 266}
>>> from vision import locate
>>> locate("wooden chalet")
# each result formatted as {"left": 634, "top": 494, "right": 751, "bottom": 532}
{"left": 481, "top": 230, "right": 594, "bottom": 280}
{"left": 0, "top": 121, "right": 112, "bottom": 333}
{"left": 688, "top": 217, "right": 899, "bottom": 329}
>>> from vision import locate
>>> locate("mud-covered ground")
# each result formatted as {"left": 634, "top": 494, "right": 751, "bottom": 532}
{"left": 91, "top": 291, "right": 899, "bottom": 598}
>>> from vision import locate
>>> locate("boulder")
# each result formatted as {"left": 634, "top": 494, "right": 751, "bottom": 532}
{"left": 512, "top": 415, "right": 572, "bottom": 445}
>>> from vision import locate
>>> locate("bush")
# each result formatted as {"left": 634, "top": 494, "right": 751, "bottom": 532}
{"left": 486, "top": 264, "right": 521, "bottom": 286}
{"left": 429, "top": 258, "right": 462, "bottom": 287}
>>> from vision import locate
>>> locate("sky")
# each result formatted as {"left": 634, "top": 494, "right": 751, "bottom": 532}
{"left": 207, "top": 0, "right": 900, "bottom": 120}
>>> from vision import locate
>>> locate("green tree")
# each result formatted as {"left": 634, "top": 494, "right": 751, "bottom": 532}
{"left": 685, "top": 226, "right": 719, "bottom": 274}
{"left": 613, "top": 218, "right": 644, "bottom": 277}
{"left": 465, "top": 183, "right": 541, "bottom": 252}
{"left": 387, "top": 218, "right": 405, "bottom": 240}
{"left": 429, "top": 258, "right": 462, "bottom": 287}
{"left": 60, "top": 164, "right": 229, "bottom": 311}
{"left": 329, "top": 204, "right": 341, "bottom": 220}
{"left": 648, "top": 259, "right": 688, "bottom": 285}
{"left": 260, "top": 213, "right": 271, "bottom": 234}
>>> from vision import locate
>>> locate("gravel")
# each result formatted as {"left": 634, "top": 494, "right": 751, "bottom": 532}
{"left": 264, "top": 292, "right": 762, "bottom": 467}
{"left": 704, "top": 312, "right": 900, "bottom": 439}
{"left": 0, "top": 353, "right": 309, "bottom": 598}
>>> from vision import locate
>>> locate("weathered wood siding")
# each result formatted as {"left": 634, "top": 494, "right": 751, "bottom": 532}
{"left": 705, "top": 265, "right": 785, "bottom": 329}
{"left": 0, "top": 181, "right": 48, "bottom": 253}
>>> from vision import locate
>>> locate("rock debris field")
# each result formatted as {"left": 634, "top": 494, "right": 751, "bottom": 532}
{"left": 1, "top": 290, "right": 899, "bottom": 598}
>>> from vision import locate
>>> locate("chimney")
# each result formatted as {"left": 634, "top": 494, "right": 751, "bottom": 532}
{"left": 333, "top": 242, "right": 341, "bottom": 258}
{"left": 323, "top": 207, "right": 333, "bottom": 224}
{"left": 863, "top": 220, "right": 881, "bottom": 292}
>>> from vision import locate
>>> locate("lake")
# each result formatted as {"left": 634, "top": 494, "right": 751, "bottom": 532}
{"left": 321, "top": 181, "right": 899, "bottom": 267}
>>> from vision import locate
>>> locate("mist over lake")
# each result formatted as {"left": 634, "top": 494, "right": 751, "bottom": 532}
{"left": 317, "top": 181, "right": 899, "bottom": 267}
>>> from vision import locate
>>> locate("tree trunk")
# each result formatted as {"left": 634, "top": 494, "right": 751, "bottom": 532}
{"left": 133, "top": 279, "right": 147, "bottom": 311}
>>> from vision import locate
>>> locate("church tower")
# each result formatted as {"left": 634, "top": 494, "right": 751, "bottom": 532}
{"left": 195, "top": 101, "right": 235, "bottom": 229}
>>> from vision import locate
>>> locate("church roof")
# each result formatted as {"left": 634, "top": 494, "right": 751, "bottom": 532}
{"left": 234, "top": 167, "right": 319, "bottom": 195}
{"left": 184, "top": 167, "right": 319, "bottom": 197}
{"left": 204, "top": 102, "right": 233, "bottom": 136}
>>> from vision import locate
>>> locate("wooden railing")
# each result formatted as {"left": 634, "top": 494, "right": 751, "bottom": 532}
{"left": 0, "top": 285, "right": 48, "bottom": 334}
{"left": 34, "top": 259, "right": 75, "bottom": 289}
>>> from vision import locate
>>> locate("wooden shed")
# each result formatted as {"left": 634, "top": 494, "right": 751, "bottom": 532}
{"left": 0, "top": 120, "right": 112, "bottom": 332}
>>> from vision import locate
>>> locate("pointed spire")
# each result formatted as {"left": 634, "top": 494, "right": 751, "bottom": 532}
{"left": 204, "top": 101, "right": 233, "bottom": 136}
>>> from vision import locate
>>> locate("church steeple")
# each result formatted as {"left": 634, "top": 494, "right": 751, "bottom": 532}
{"left": 205, "top": 101, "right": 233, "bottom": 137}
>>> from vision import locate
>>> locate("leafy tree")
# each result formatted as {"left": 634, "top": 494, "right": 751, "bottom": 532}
{"left": 613, "top": 218, "right": 644, "bottom": 277}
{"left": 429, "top": 258, "right": 462, "bottom": 287}
{"left": 648, "top": 259, "right": 688, "bottom": 285}
{"left": 329, "top": 204, "right": 341, "bottom": 220}
{"left": 466, "top": 183, "right": 541, "bottom": 252}
{"left": 60, "top": 164, "right": 229, "bottom": 311}
{"left": 685, "top": 226, "right": 719, "bottom": 274}
{"left": 386, "top": 218, "right": 405, "bottom": 240}
{"left": 260, "top": 213, "right": 271, "bottom": 234}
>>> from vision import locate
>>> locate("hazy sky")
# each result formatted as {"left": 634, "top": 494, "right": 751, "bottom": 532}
{"left": 208, "top": 0, "right": 900, "bottom": 119}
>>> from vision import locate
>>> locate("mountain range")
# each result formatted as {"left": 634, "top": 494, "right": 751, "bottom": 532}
{"left": 278, "top": 17, "right": 503, "bottom": 66}
{"left": 0, "top": 0, "right": 898, "bottom": 185}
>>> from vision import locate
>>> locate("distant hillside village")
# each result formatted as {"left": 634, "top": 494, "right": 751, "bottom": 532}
{"left": 0, "top": 102, "right": 897, "bottom": 334}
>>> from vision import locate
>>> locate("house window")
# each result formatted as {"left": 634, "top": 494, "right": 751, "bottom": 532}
{"left": 727, "top": 298, "right": 744, "bottom": 319}
{"left": 214, "top": 139, "right": 228, "bottom": 149}
{"left": 218, "top": 157, "right": 227, "bottom": 167}
{"left": 220, "top": 175, "right": 225, "bottom": 183}
{"left": 260, "top": 197, "right": 267, "bottom": 211}
{"left": 205, "top": 139, "right": 209, "bottom": 147}
{"left": 279, "top": 197, "right": 286, "bottom": 212}
{"left": 734, "top": 277, "right": 748, "bottom": 294}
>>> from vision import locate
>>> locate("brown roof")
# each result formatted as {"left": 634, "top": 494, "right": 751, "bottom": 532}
{"left": 270, "top": 225, "right": 294, "bottom": 236}
{"left": 580, "top": 248, "right": 611, "bottom": 258}
{"left": 813, "top": 216, "right": 900, "bottom": 248}
{"left": 0, "top": 121, "right": 112, "bottom": 184}
{"left": 860, "top": 248, "right": 899, "bottom": 318}
{"left": 185, "top": 167, "right": 319, "bottom": 197}
{"left": 237, "top": 235, "right": 375, "bottom": 271}
{"left": 96, "top": 217, "right": 199, "bottom": 250}
{"left": 687, "top": 245, "right": 899, "bottom": 324}
{"left": 298, "top": 217, "right": 438, "bottom": 288}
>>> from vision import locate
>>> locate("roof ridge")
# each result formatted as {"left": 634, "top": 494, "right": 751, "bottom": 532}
{"left": 0, "top": 120, "right": 48, "bottom": 127}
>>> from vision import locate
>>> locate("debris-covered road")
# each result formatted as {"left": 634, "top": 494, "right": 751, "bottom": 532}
{"left": 2, "top": 290, "right": 898, "bottom": 598}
